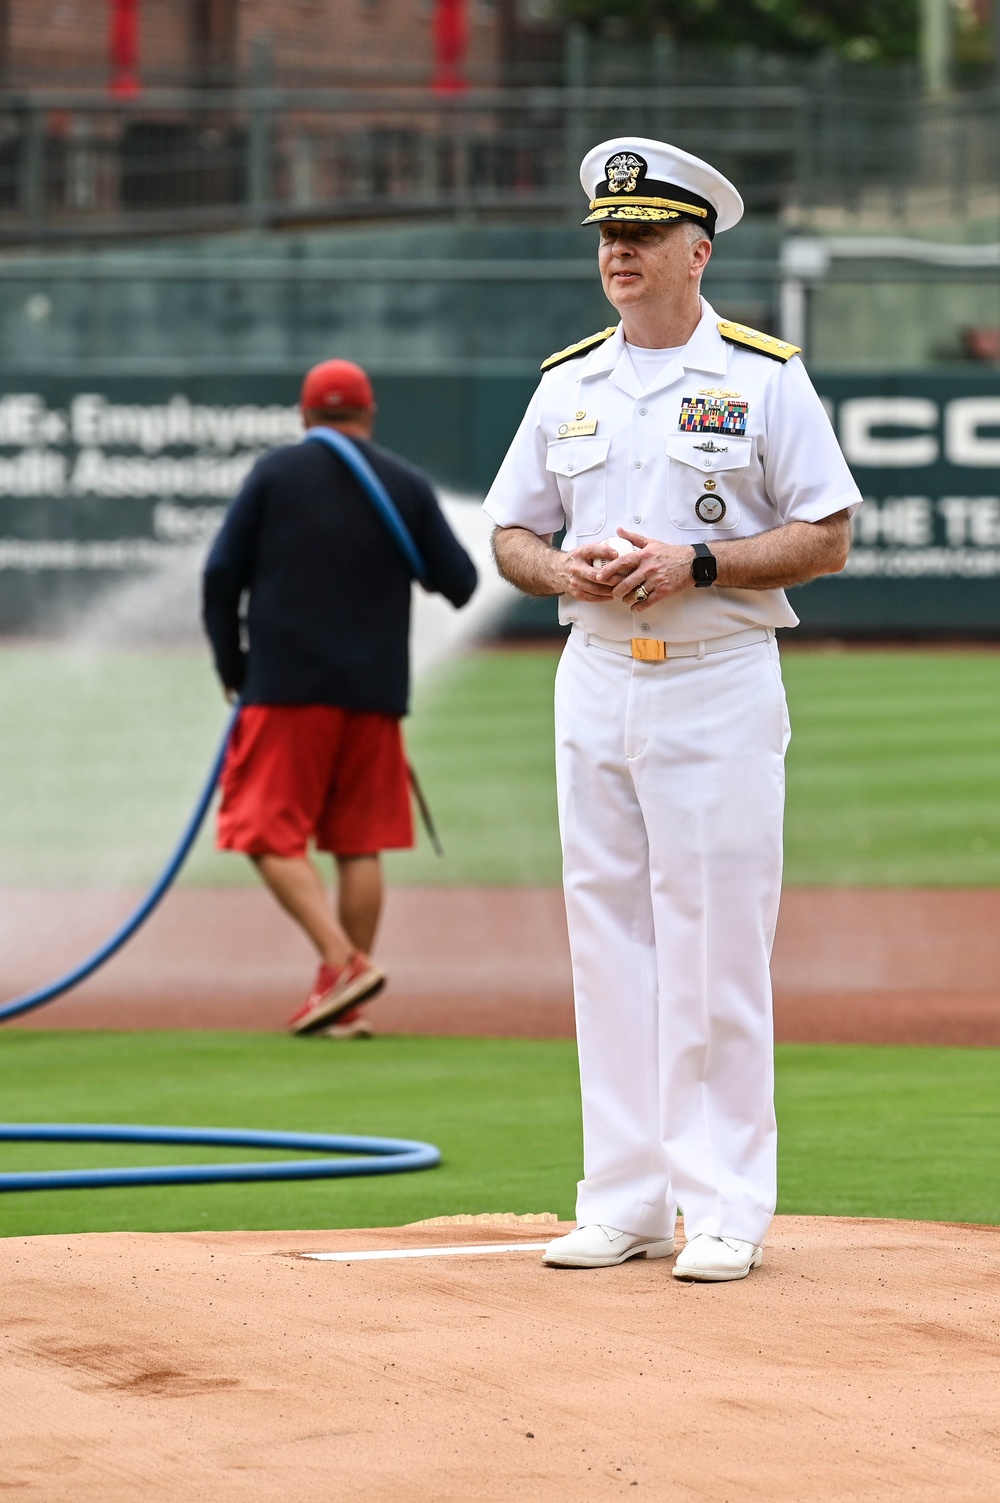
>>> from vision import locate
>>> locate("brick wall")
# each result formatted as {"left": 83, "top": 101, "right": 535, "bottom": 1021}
{"left": 3, "top": 0, "right": 507, "bottom": 88}
{"left": 9, "top": 1, "right": 108, "bottom": 84}
{"left": 245, "top": 0, "right": 502, "bottom": 84}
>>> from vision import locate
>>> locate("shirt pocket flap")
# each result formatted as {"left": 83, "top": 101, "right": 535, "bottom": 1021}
{"left": 545, "top": 437, "right": 611, "bottom": 478}
{"left": 666, "top": 435, "right": 753, "bottom": 475}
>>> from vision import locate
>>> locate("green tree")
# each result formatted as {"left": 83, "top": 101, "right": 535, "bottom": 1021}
{"left": 563, "top": 0, "right": 921, "bottom": 59}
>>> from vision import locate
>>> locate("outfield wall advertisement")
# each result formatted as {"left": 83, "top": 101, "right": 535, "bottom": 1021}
{"left": 802, "top": 375, "right": 1000, "bottom": 634}
{"left": 0, "top": 371, "right": 996, "bottom": 634}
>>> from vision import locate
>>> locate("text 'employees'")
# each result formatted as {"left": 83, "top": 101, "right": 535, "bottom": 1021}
{"left": 0, "top": 394, "right": 301, "bottom": 453}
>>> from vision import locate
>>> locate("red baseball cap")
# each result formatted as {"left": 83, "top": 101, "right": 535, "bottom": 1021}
{"left": 300, "top": 359, "right": 375, "bottom": 413}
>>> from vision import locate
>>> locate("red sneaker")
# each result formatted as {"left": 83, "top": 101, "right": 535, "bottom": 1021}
{"left": 319, "top": 1005, "right": 375, "bottom": 1040}
{"left": 287, "top": 954, "right": 386, "bottom": 1035}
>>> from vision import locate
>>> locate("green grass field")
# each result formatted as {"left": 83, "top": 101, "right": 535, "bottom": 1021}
{"left": 3, "top": 645, "right": 998, "bottom": 1237}
{"left": 0, "top": 643, "right": 998, "bottom": 887}
{"left": 1, "top": 1034, "right": 998, "bottom": 1239}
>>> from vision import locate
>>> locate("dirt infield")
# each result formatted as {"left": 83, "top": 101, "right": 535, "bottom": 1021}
{"left": 4, "top": 1213, "right": 999, "bottom": 1500}
{"left": 4, "top": 885, "right": 1000, "bottom": 1045}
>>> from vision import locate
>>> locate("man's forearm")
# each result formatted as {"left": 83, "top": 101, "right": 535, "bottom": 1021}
{"left": 492, "top": 526, "right": 566, "bottom": 597}
{"left": 494, "top": 512, "right": 852, "bottom": 613}
{"left": 712, "top": 512, "right": 851, "bottom": 591}
{"left": 202, "top": 568, "right": 246, "bottom": 690}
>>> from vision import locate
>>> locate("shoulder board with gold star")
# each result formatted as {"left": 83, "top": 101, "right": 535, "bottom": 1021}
{"left": 717, "top": 321, "right": 801, "bottom": 363}
{"left": 540, "top": 326, "right": 618, "bottom": 373}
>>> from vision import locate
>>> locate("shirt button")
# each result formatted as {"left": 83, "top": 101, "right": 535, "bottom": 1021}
{"left": 638, "top": 407, "right": 648, "bottom": 416}
{"left": 703, "top": 458, "right": 711, "bottom": 468}
{"left": 633, "top": 460, "right": 642, "bottom": 469}
{"left": 633, "top": 514, "right": 641, "bottom": 522}
{"left": 641, "top": 623, "right": 651, "bottom": 632}
{"left": 567, "top": 463, "right": 575, "bottom": 472}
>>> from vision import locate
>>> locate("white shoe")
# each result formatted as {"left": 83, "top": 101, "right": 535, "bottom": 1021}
{"left": 542, "top": 1224, "right": 675, "bottom": 1269}
{"left": 672, "top": 1234, "right": 763, "bottom": 1282}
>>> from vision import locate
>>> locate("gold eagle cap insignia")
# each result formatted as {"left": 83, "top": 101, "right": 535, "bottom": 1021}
{"left": 605, "top": 152, "right": 645, "bottom": 195}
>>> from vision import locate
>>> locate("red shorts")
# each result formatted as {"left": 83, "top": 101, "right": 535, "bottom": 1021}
{"left": 217, "top": 705, "right": 414, "bottom": 859}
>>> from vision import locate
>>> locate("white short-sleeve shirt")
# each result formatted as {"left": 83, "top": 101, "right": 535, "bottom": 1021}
{"left": 482, "top": 299, "right": 862, "bottom": 642}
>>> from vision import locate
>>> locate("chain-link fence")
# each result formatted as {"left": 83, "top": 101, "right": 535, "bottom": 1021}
{"left": 0, "top": 73, "right": 996, "bottom": 242}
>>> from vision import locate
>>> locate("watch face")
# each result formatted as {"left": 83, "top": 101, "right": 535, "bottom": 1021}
{"left": 695, "top": 493, "right": 726, "bottom": 524}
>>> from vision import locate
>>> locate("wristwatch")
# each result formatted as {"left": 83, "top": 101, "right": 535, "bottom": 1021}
{"left": 691, "top": 542, "right": 717, "bottom": 588}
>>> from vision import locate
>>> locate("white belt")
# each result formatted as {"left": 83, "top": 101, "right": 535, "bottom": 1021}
{"left": 577, "top": 624, "right": 773, "bottom": 662}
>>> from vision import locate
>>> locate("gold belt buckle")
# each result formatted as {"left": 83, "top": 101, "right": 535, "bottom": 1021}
{"left": 631, "top": 637, "right": 667, "bottom": 662}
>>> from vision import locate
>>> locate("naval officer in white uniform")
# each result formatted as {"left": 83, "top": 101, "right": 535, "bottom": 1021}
{"left": 484, "top": 138, "right": 862, "bottom": 1282}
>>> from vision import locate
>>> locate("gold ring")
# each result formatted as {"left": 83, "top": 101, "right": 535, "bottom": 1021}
{"left": 634, "top": 584, "right": 649, "bottom": 603}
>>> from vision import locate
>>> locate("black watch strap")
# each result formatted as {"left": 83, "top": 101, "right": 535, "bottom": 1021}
{"left": 691, "top": 542, "right": 717, "bottom": 588}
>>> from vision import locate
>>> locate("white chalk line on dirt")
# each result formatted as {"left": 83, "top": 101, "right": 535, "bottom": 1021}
{"left": 302, "top": 1242, "right": 550, "bottom": 1261}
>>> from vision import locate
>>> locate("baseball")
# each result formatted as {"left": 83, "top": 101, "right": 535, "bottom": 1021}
{"left": 595, "top": 534, "right": 633, "bottom": 572}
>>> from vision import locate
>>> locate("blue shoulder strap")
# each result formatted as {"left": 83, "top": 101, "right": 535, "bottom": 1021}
{"left": 304, "top": 426, "right": 429, "bottom": 587}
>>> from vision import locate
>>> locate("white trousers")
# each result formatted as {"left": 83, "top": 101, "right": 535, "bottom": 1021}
{"left": 554, "top": 631, "right": 790, "bottom": 1247}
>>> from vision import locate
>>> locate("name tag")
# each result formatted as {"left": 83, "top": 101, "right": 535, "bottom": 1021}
{"left": 557, "top": 419, "right": 599, "bottom": 438}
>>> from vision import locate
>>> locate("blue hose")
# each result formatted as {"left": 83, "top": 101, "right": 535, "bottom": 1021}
{"left": 0, "top": 704, "right": 240, "bottom": 1026}
{"left": 0, "top": 1124, "right": 440, "bottom": 1192}
{"left": 0, "top": 708, "right": 443, "bottom": 1193}
{"left": 303, "top": 427, "right": 430, "bottom": 586}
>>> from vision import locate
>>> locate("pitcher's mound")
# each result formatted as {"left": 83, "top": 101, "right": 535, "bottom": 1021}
{"left": 5, "top": 1215, "right": 999, "bottom": 1501}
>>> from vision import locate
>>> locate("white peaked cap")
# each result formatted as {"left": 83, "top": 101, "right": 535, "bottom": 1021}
{"left": 579, "top": 136, "right": 744, "bottom": 237}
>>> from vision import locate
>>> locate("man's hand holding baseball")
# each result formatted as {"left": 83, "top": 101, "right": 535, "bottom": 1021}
{"left": 559, "top": 541, "right": 623, "bottom": 603}
{"left": 598, "top": 527, "right": 695, "bottom": 611}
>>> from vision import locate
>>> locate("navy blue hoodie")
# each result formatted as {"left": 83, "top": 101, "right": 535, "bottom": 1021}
{"left": 203, "top": 436, "right": 477, "bottom": 717}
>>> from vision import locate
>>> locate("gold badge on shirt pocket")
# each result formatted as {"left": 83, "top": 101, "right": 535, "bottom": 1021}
{"left": 557, "top": 413, "right": 598, "bottom": 438}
